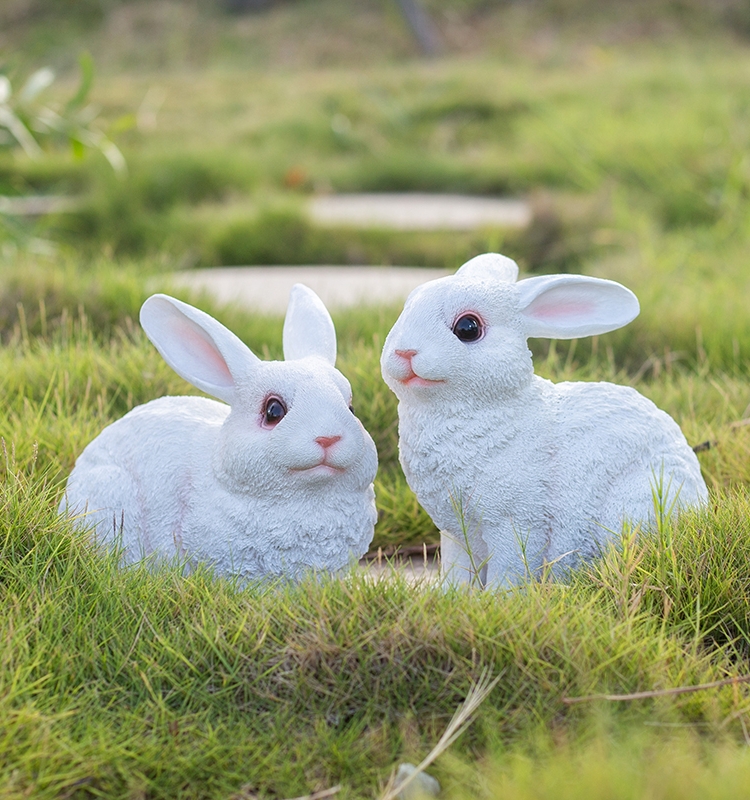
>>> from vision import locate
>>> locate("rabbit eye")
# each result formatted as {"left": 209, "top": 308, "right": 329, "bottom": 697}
{"left": 452, "top": 313, "right": 483, "bottom": 342}
{"left": 349, "top": 404, "right": 355, "bottom": 415}
{"left": 264, "top": 397, "right": 287, "bottom": 426}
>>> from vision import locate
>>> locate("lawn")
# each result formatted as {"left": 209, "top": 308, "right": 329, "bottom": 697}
{"left": 2, "top": 1, "right": 750, "bottom": 797}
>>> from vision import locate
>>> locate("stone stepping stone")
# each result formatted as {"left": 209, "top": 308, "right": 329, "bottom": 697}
{"left": 309, "top": 193, "right": 531, "bottom": 230}
{"left": 0, "top": 195, "right": 82, "bottom": 215}
{"left": 359, "top": 546, "right": 440, "bottom": 585}
{"left": 166, "top": 265, "right": 450, "bottom": 314}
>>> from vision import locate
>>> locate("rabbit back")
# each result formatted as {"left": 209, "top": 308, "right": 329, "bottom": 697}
{"left": 539, "top": 378, "right": 706, "bottom": 564}
{"left": 62, "top": 396, "right": 226, "bottom": 562}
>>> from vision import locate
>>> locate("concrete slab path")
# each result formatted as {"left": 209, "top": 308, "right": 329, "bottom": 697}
{"left": 166, "top": 265, "right": 451, "bottom": 314}
{"left": 359, "top": 552, "right": 440, "bottom": 585}
{"left": 309, "top": 193, "right": 531, "bottom": 230}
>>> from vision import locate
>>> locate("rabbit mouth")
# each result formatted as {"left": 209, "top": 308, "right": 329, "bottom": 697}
{"left": 402, "top": 375, "right": 443, "bottom": 387}
{"left": 291, "top": 463, "right": 346, "bottom": 476}
{"left": 399, "top": 369, "right": 444, "bottom": 387}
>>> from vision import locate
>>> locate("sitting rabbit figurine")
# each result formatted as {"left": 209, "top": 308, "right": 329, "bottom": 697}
{"left": 381, "top": 253, "right": 708, "bottom": 588}
{"left": 61, "top": 285, "right": 378, "bottom": 581}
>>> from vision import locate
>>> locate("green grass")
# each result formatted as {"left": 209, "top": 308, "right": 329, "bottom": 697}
{"left": 0, "top": 256, "right": 747, "bottom": 795}
{"left": 4, "top": 460, "right": 750, "bottom": 798}
{"left": 448, "top": 732, "right": 750, "bottom": 800}
{"left": 3, "top": 456, "right": 750, "bottom": 797}
{"left": 4, "top": 1, "right": 750, "bottom": 795}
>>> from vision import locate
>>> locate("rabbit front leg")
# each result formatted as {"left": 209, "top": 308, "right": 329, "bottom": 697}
{"left": 482, "top": 517, "right": 540, "bottom": 589}
{"left": 439, "top": 527, "right": 488, "bottom": 588}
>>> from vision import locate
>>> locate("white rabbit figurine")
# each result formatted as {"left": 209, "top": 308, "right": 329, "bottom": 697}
{"left": 381, "top": 253, "right": 708, "bottom": 588}
{"left": 61, "top": 285, "right": 378, "bottom": 581}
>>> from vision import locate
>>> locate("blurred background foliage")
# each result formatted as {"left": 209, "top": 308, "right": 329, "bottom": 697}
{"left": 1, "top": 0, "right": 750, "bottom": 370}
{"left": 3, "top": 7, "right": 750, "bottom": 793}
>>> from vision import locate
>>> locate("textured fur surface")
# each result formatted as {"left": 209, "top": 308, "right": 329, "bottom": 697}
{"left": 381, "top": 253, "right": 708, "bottom": 587}
{"left": 61, "top": 286, "right": 378, "bottom": 580}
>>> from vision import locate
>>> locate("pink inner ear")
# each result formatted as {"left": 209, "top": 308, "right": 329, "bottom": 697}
{"left": 528, "top": 300, "right": 596, "bottom": 320}
{"left": 175, "top": 317, "right": 234, "bottom": 388}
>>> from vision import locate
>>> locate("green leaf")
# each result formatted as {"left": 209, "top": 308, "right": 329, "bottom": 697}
{"left": 20, "top": 68, "right": 55, "bottom": 103}
{"left": 109, "top": 113, "right": 137, "bottom": 134}
{"left": 0, "top": 75, "right": 11, "bottom": 105}
{"left": 70, "top": 137, "right": 86, "bottom": 160}
{"left": 99, "top": 137, "right": 127, "bottom": 175}
{"left": 66, "top": 51, "right": 95, "bottom": 113}
{"left": 0, "top": 106, "right": 43, "bottom": 157}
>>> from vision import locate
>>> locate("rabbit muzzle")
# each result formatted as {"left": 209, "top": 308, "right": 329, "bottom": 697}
{"left": 387, "top": 348, "right": 445, "bottom": 388}
{"left": 288, "top": 434, "right": 351, "bottom": 477}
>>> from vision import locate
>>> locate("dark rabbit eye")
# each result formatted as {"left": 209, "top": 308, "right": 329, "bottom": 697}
{"left": 264, "top": 397, "right": 287, "bottom": 425}
{"left": 452, "top": 314, "right": 483, "bottom": 342}
{"left": 349, "top": 404, "right": 355, "bottom": 415}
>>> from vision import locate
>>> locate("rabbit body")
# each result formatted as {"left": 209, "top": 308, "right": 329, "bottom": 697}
{"left": 382, "top": 253, "right": 708, "bottom": 587}
{"left": 62, "top": 287, "right": 378, "bottom": 580}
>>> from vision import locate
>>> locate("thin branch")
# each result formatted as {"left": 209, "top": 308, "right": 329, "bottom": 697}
{"left": 562, "top": 673, "right": 750, "bottom": 705}
{"left": 393, "top": 0, "right": 441, "bottom": 56}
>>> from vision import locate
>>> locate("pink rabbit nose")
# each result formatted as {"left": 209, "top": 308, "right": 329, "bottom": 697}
{"left": 395, "top": 349, "right": 417, "bottom": 361}
{"left": 316, "top": 435, "right": 342, "bottom": 450}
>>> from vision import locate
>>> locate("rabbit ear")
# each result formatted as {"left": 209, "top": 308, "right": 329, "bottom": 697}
{"left": 518, "top": 274, "right": 640, "bottom": 339}
{"left": 140, "top": 294, "right": 259, "bottom": 404}
{"left": 457, "top": 252, "right": 519, "bottom": 283}
{"left": 282, "top": 284, "right": 337, "bottom": 365}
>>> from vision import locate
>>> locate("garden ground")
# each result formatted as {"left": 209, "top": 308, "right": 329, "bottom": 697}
{"left": 2, "top": 1, "right": 750, "bottom": 797}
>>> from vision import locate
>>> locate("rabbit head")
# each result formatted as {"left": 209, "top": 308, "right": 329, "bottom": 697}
{"left": 381, "top": 253, "right": 640, "bottom": 405}
{"left": 140, "top": 285, "right": 378, "bottom": 499}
